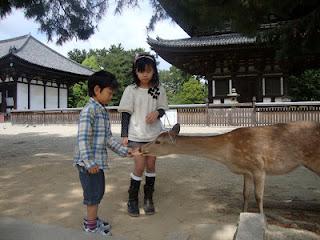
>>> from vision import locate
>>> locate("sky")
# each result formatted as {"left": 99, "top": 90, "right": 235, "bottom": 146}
{"left": 0, "top": 1, "right": 189, "bottom": 70}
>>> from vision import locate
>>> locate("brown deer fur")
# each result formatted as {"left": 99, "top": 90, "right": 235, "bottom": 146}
{"left": 140, "top": 121, "right": 320, "bottom": 213}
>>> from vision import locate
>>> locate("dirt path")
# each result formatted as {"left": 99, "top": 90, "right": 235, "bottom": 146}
{"left": 0, "top": 124, "right": 319, "bottom": 240}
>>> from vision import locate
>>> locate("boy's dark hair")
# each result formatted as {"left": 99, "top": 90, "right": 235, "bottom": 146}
{"left": 132, "top": 53, "right": 159, "bottom": 87}
{"left": 88, "top": 70, "right": 119, "bottom": 97}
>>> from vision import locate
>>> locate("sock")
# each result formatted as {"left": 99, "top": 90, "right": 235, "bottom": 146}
{"left": 130, "top": 172, "right": 142, "bottom": 181}
{"left": 85, "top": 218, "right": 97, "bottom": 230}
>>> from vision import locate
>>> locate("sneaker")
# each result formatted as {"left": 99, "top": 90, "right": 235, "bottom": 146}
{"left": 83, "top": 217, "right": 111, "bottom": 230}
{"left": 83, "top": 223, "right": 112, "bottom": 236}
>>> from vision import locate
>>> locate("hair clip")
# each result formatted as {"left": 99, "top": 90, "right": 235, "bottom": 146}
{"left": 134, "top": 54, "right": 155, "bottom": 63}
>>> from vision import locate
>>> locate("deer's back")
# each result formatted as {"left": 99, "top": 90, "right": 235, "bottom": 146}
{"left": 226, "top": 121, "right": 320, "bottom": 175}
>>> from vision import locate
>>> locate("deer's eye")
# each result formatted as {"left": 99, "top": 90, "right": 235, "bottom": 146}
{"left": 155, "top": 140, "right": 160, "bottom": 144}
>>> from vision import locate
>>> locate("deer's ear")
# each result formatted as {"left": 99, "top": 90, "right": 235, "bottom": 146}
{"left": 171, "top": 123, "right": 180, "bottom": 135}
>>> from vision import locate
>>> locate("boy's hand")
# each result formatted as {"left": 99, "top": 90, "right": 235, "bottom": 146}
{"left": 128, "top": 147, "right": 142, "bottom": 157}
{"left": 122, "top": 137, "right": 128, "bottom": 146}
{"left": 88, "top": 165, "right": 99, "bottom": 174}
{"left": 145, "top": 111, "right": 159, "bottom": 124}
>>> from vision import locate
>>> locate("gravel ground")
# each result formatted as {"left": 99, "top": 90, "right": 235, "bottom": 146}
{"left": 0, "top": 123, "right": 319, "bottom": 240}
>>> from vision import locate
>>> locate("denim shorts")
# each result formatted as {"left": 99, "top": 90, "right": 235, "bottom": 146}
{"left": 77, "top": 165, "right": 105, "bottom": 205}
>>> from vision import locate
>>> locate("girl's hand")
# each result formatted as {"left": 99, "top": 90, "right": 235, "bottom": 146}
{"left": 145, "top": 111, "right": 159, "bottom": 124}
{"left": 88, "top": 165, "right": 99, "bottom": 174}
{"left": 122, "top": 137, "right": 128, "bottom": 146}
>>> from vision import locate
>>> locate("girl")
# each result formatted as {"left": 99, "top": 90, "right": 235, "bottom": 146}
{"left": 118, "top": 53, "right": 168, "bottom": 217}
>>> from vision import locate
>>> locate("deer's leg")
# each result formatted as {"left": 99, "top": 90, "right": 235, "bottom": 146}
{"left": 253, "top": 171, "right": 266, "bottom": 214}
{"left": 243, "top": 174, "right": 253, "bottom": 212}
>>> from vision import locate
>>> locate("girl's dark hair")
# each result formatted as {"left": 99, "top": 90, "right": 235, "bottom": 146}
{"left": 132, "top": 53, "right": 159, "bottom": 87}
{"left": 88, "top": 70, "right": 119, "bottom": 97}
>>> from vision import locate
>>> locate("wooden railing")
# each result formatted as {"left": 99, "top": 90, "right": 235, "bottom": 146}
{"left": 10, "top": 102, "right": 320, "bottom": 126}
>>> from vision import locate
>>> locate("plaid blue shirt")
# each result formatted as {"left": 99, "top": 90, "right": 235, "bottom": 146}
{"left": 73, "top": 98, "right": 128, "bottom": 170}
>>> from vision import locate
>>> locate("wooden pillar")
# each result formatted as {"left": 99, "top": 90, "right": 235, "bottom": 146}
{"left": 0, "top": 84, "right": 4, "bottom": 113}
{"left": 57, "top": 82, "right": 60, "bottom": 108}
{"left": 27, "top": 78, "right": 31, "bottom": 109}
{"left": 43, "top": 80, "right": 47, "bottom": 109}
{"left": 230, "top": 57, "right": 239, "bottom": 97}
{"left": 256, "top": 58, "right": 264, "bottom": 102}
{"left": 13, "top": 77, "right": 17, "bottom": 110}
{"left": 207, "top": 76, "right": 213, "bottom": 103}
{"left": 67, "top": 83, "right": 70, "bottom": 108}
{"left": 262, "top": 77, "right": 266, "bottom": 96}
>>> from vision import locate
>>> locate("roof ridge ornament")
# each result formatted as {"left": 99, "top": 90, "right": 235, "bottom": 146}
{"left": 9, "top": 46, "right": 17, "bottom": 54}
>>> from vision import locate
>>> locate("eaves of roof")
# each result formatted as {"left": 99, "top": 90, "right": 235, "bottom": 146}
{"left": 148, "top": 33, "right": 257, "bottom": 49}
{"left": 0, "top": 34, "right": 94, "bottom": 76}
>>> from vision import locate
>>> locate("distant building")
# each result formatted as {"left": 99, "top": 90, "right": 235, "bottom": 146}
{"left": 148, "top": 3, "right": 319, "bottom": 104}
{"left": 0, "top": 34, "right": 93, "bottom": 115}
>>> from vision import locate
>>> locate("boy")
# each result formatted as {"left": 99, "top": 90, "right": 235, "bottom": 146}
{"left": 74, "top": 70, "right": 138, "bottom": 236}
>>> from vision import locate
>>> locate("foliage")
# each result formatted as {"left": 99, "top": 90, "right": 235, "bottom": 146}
{"left": 288, "top": 69, "right": 320, "bottom": 101}
{"left": 0, "top": 0, "right": 107, "bottom": 44}
{"left": 82, "top": 55, "right": 101, "bottom": 71}
{"left": 68, "top": 49, "right": 88, "bottom": 64}
{"left": 175, "top": 79, "right": 207, "bottom": 104}
{"left": 159, "top": 66, "right": 190, "bottom": 104}
{"left": 69, "top": 81, "right": 90, "bottom": 108}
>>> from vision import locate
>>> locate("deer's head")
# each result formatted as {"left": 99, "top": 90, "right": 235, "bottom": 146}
{"left": 140, "top": 123, "right": 180, "bottom": 156}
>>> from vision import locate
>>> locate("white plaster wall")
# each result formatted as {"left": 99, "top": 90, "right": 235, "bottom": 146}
{"left": 30, "top": 84, "right": 44, "bottom": 110}
{"left": 17, "top": 83, "right": 28, "bottom": 110}
{"left": 263, "top": 97, "right": 272, "bottom": 103}
{"left": 46, "top": 87, "right": 58, "bottom": 108}
{"left": 60, "top": 88, "right": 68, "bottom": 108}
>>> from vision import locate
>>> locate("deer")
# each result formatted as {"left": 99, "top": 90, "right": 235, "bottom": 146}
{"left": 140, "top": 121, "right": 320, "bottom": 214}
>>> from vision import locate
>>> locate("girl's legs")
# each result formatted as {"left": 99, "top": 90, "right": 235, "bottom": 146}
{"left": 133, "top": 155, "right": 146, "bottom": 177}
{"left": 127, "top": 155, "right": 145, "bottom": 217}
{"left": 145, "top": 156, "right": 156, "bottom": 173}
{"left": 144, "top": 156, "right": 156, "bottom": 215}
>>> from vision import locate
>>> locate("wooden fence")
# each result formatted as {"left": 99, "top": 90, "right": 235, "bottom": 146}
{"left": 10, "top": 101, "right": 320, "bottom": 127}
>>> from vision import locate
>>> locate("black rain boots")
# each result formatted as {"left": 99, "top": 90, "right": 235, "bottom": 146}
{"left": 127, "top": 178, "right": 141, "bottom": 217}
{"left": 143, "top": 176, "right": 155, "bottom": 215}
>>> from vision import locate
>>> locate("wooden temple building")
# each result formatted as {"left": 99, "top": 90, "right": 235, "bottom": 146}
{"left": 148, "top": 2, "right": 320, "bottom": 104}
{"left": 0, "top": 34, "right": 93, "bottom": 117}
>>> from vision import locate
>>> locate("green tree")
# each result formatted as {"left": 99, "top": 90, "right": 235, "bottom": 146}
{"left": 159, "top": 66, "right": 192, "bottom": 104}
{"left": 288, "top": 69, "right": 320, "bottom": 101}
{"left": 69, "top": 82, "right": 89, "bottom": 108}
{"left": 82, "top": 55, "right": 101, "bottom": 71}
{"left": 68, "top": 49, "right": 88, "bottom": 64}
{"left": 175, "top": 79, "right": 207, "bottom": 104}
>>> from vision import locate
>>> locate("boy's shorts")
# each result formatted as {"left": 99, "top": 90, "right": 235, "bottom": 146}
{"left": 77, "top": 165, "right": 105, "bottom": 205}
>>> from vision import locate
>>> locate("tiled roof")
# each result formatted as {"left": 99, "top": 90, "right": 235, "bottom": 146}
{"left": 0, "top": 34, "right": 94, "bottom": 76}
{"left": 148, "top": 33, "right": 257, "bottom": 48}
